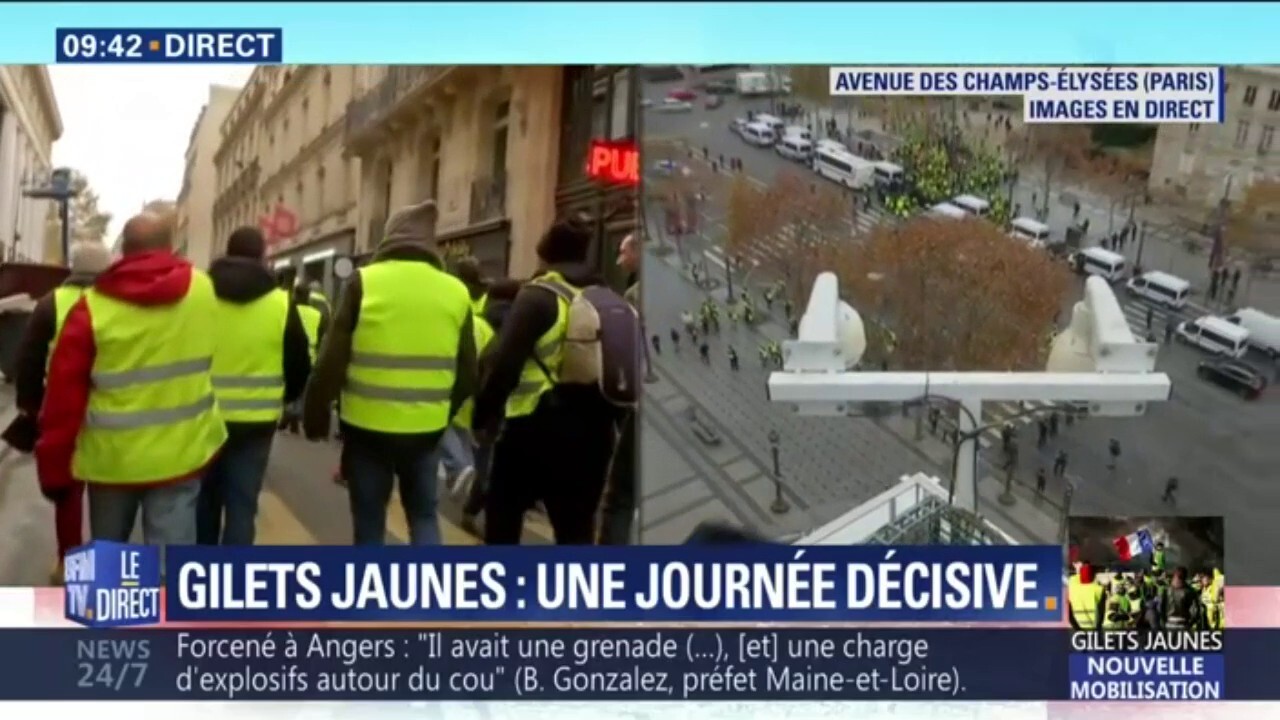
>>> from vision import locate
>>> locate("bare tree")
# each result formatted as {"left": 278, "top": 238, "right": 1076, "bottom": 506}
{"left": 754, "top": 170, "right": 849, "bottom": 307}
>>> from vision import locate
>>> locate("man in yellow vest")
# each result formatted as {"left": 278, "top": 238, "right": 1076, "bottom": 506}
{"left": 1067, "top": 562, "right": 1105, "bottom": 630}
{"left": 303, "top": 201, "right": 477, "bottom": 545}
{"left": 37, "top": 212, "right": 227, "bottom": 546}
{"left": 13, "top": 241, "right": 112, "bottom": 581}
{"left": 471, "top": 219, "right": 622, "bottom": 545}
{"left": 198, "top": 227, "right": 312, "bottom": 545}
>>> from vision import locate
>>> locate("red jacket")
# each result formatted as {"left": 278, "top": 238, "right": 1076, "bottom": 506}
{"left": 36, "top": 251, "right": 217, "bottom": 494}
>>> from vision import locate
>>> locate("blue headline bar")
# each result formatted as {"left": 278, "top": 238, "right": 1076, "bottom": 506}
{"left": 55, "top": 27, "right": 281, "bottom": 63}
{"left": 145, "top": 545, "right": 1064, "bottom": 624}
{"left": 0, "top": 629, "right": 1276, "bottom": 701}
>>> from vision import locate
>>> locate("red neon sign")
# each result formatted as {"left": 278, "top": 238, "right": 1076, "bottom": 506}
{"left": 586, "top": 139, "right": 638, "bottom": 186}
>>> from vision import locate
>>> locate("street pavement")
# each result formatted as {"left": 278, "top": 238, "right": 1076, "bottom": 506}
{"left": 0, "top": 396, "right": 550, "bottom": 586}
{"left": 642, "top": 78, "right": 1280, "bottom": 581}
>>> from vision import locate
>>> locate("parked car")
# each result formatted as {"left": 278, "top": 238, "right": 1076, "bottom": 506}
{"left": 729, "top": 117, "right": 749, "bottom": 135}
{"left": 703, "top": 80, "right": 736, "bottom": 95}
{"left": 1196, "top": 359, "right": 1268, "bottom": 400}
{"left": 667, "top": 87, "right": 697, "bottom": 101}
{"left": 656, "top": 98, "right": 693, "bottom": 113}
{"left": 704, "top": 95, "right": 724, "bottom": 110}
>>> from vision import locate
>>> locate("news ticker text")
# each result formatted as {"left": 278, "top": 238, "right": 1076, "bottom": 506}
{"left": 0, "top": 629, "right": 1268, "bottom": 702}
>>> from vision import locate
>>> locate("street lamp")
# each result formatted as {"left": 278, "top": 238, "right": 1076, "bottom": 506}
{"left": 767, "top": 430, "right": 790, "bottom": 514}
{"left": 22, "top": 167, "right": 78, "bottom": 264}
{"left": 767, "top": 272, "right": 1172, "bottom": 515}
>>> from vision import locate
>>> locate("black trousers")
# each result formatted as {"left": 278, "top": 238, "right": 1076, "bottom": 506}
{"left": 484, "top": 390, "right": 619, "bottom": 545}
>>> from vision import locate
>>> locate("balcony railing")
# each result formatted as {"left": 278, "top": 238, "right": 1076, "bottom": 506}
{"left": 469, "top": 174, "right": 507, "bottom": 224}
{"left": 344, "top": 66, "right": 453, "bottom": 144}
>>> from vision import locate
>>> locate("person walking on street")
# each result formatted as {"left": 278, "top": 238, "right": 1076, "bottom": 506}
{"left": 471, "top": 219, "right": 624, "bottom": 545}
{"left": 1231, "top": 267, "right": 1241, "bottom": 294}
{"left": 1048, "top": 411, "right": 1060, "bottom": 437}
{"left": 669, "top": 327, "right": 680, "bottom": 352}
{"left": 1035, "top": 467, "right": 1047, "bottom": 495}
{"left": 1107, "top": 437, "right": 1122, "bottom": 472}
{"left": 282, "top": 282, "right": 326, "bottom": 434}
{"left": 728, "top": 347, "right": 739, "bottom": 371}
{"left": 36, "top": 211, "right": 227, "bottom": 547}
{"left": 199, "top": 227, "right": 312, "bottom": 546}
{"left": 1162, "top": 476, "right": 1179, "bottom": 505}
{"left": 303, "top": 201, "right": 478, "bottom": 546}
{"left": 598, "top": 234, "right": 640, "bottom": 546}
{"left": 1165, "top": 317, "right": 1176, "bottom": 343}
{"left": 1053, "top": 449, "right": 1069, "bottom": 479}
{"left": 13, "top": 241, "right": 111, "bottom": 583}
{"left": 699, "top": 341, "right": 710, "bottom": 364}
{"left": 1037, "top": 418, "right": 1049, "bottom": 448}
{"left": 651, "top": 334, "right": 661, "bottom": 355}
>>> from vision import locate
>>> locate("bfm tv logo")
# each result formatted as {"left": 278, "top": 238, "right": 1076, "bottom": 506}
{"left": 64, "top": 541, "right": 162, "bottom": 628}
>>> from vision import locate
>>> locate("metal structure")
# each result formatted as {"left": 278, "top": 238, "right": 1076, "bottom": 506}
{"left": 771, "top": 272, "right": 1174, "bottom": 529}
{"left": 21, "top": 167, "right": 76, "bottom": 263}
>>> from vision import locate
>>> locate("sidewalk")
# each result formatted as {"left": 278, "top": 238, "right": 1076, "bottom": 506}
{"left": 0, "top": 397, "right": 58, "bottom": 586}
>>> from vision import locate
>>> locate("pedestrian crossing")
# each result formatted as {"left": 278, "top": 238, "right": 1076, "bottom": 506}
{"left": 699, "top": 208, "right": 886, "bottom": 273}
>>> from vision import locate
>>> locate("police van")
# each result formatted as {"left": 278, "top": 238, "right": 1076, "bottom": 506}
{"left": 776, "top": 135, "right": 813, "bottom": 162}
{"left": 1072, "top": 247, "right": 1127, "bottom": 281}
{"left": 1009, "top": 217, "right": 1051, "bottom": 246}
{"left": 1223, "top": 308, "right": 1280, "bottom": 358}
{"left": 753, "top": 113, "right": 786, "bottom": 137}
{"left": 951, "top": 194, "right": 991, "bottom": 217}
{"left": 873, "top": 162, "right": 904, "bottom": 190}
{"left": 814, "top": 147, "right": 874, "bottom": 189}
{"left": 927, "top": 202, "right": 968, "bottom": 220}
{"left": 742, "top": 121, "right": 776, "bottom": 147}
{"left": 1125, "top": 270, "right": 1190, "bottom": 309}
{"left": 1176, "top": 315, "right": 1251, "bottom": 358}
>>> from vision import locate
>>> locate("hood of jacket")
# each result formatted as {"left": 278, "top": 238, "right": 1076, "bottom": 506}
{"left": 208, "top": 256, "right": 278, "bottom": 304}
{"left": 93, "top": 250, "right": 197, "bottom": 307}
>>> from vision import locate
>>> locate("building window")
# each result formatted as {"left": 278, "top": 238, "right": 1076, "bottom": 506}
{"left": 1261, "top": 125, "right": 1275, "bottom": 155}
{"left": 1243, "top": 85, "right": 1258, "bottom": 107}
{"left": 1269, "top": 90, "right": 1280, "bottom": 112}
{"left": 1235, "top": 120, "right": 1251, "bottom": 147}
{"left": 492, "top": 101, "right": 509, "bottom": 179}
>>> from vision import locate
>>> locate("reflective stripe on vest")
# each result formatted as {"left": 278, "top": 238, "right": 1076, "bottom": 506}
{"left": 49, "top": 285, "right": 85, "bottom": 370}
{"left": 453, "top": 314, "right": 495, "bottom": 429}
{"left": 505, "top": 272, "right": 573, "bottom": 419}
{"left": 340, "top": 261, "right": 470, "bottom": 433}
{"left": 212, "top": 289, "right": 290, "bottom": 422}
{"left": 74, "top": 270, "right": 227, "bottom": 485}
{"left": 297, "top": 303, "right": 322, "bottom": 362}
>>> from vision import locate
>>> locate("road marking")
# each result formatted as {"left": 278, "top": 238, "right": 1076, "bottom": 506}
{"left": 256, "top": 488, "right": 319, "bottom": 545}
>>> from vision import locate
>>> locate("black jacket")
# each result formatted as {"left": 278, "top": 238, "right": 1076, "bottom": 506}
{"left": 208, "top": 256, "right": 312, "bottom": 436}
{"left": 14, "top": 276, "right": 95, "bottom": 417}
{"left": 471, "top": 263, "right": 601, "bottom": 433}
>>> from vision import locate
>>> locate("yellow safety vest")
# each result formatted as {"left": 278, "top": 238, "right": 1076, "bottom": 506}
{"left": 49, "top": 285, "right": 85, "bottom": 368}
{"left": 505, "top": 271, "right": 573, "bottom": 419}
{"left": 296, "top": 303, "right": 322, "bottom": 362}
{"left": 472, "top": 293, "right": 488, "bottom": 317}
{"left": 1068, "top": 582, "right": 1103, "bottom": 630}
{"left": 212, "top": 289, "right": 290, "bottom": 423}
{"left": 340, "top": 261, "right": 470, "bottom": 433}
{"left": 73, "top": 270, "right": 227, "bottom": 484}
{"left": 453, "top": 314, "right": 495, "bottom": 430}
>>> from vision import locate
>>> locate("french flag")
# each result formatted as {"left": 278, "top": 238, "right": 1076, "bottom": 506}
{"left": 1113, "top": 527, "right": 1156, "bottom": 562}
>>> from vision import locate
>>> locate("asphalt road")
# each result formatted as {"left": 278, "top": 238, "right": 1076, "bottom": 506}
{"left": 642, "top": 80, "right": 1280, "bottom": 582}
{"left": 0, "top": 402, "right": 550, "bottom": 586}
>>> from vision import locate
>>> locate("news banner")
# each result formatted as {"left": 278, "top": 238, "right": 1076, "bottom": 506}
{"left": 0, "top": 542, "right": 1269, "bottom": 701}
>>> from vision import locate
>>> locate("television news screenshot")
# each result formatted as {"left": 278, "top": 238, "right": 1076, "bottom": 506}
{"left": 0, "top": 4, "right": 1275, "bottom": 719}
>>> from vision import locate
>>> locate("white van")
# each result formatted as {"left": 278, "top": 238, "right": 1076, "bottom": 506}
{"left": 1010, "top": 217, "right": 1051, "bottom": 245}
{"left": 951, "top": 194, "right": 991, "bottom": 217}
{"left": 1125, "top": 271, "right": 1190, "bottom": 309}
{"left": 1073, "top": 247, "right": 1127, "bottom": 281}
{"left": 782, "top": 125, "right": 811, "bottom": 142}
{"left": 742, "top": 121, "right": 776, "bottom": 147}
{"left": 776, "top": 135, "right": 813, "bottom": 162}
{"left": 927, "top": 202, "right": 968, "bottom": 220}
{"left": 873, "top": 162, "right": 904, "bottom": 189}
{"left": 1223, "top": 308, "right": 1280, "bottom": 358}
{"left": 753, "top": 113, "right": 786, "bottom": 136}
{"left": 1177, "top": 316, "right": 1251, "bottom": 358}
{"left": 814, "top": 147, "right": 874, "bottom": 189}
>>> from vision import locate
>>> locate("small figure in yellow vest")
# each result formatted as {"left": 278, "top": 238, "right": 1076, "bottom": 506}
{"left": 37, "top": 212, "right": 227, "bottom": 546}
{"left": 197, "top": 228, "right": 312, "bottom": 545}
{"left": 1067, "top": 562, "right": 1105, "bottom": 630}
{"left": 280, "top": 282, "right": 326, "bottom": 435}
{"left": 302, "top": 201, "right": 478, "bottom": 546}
{"left": 13, "top": 241, "right": 111, "bottom": 584}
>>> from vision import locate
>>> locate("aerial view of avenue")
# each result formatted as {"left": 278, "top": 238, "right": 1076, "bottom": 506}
{"left": 639, "top": 65, "right": 1278, "bottom": 580}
